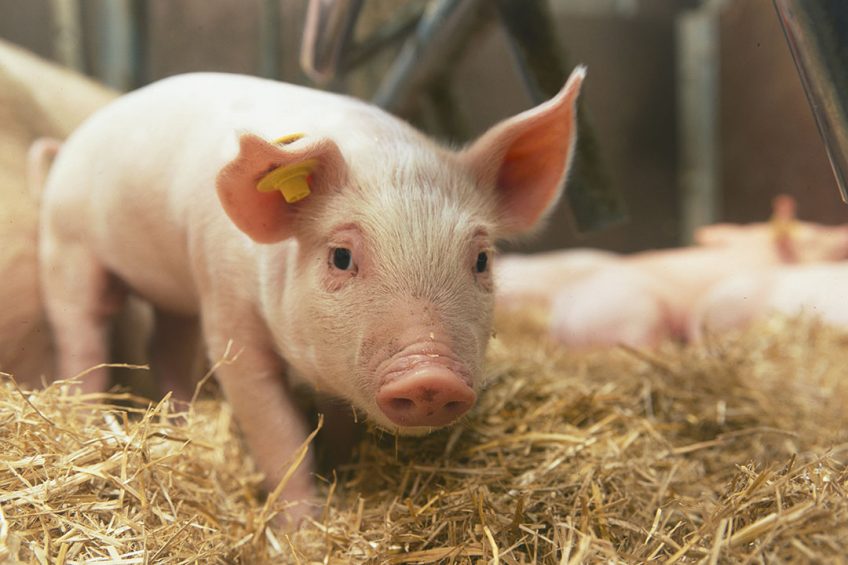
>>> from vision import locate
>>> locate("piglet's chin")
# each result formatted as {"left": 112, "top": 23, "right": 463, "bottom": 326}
{"left": 370, "top": 418, "right": 455, "bottom": 438}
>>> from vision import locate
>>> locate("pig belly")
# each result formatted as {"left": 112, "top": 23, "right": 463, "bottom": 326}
{"left": 90, "top": 206, "right": 199, "bottom": 316}
{"left": 102, "top": 250, "right": 199, "bottom": 317}
{"left": 46, "top": 114, "right": 206, "bottom": 316}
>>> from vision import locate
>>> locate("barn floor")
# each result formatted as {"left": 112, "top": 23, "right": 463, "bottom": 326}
{"left": 1, "top": 312, "right": 847, "bottom": 563}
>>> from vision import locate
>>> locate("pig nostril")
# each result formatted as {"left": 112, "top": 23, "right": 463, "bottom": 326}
{"left": 388, "top": 397, "right": 415, "bottom": 412}
{"left": 443, "top": 401, "right": 467, "bottom": 414}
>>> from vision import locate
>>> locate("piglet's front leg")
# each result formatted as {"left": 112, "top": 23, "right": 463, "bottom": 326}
{"left": 203, "top": 322, "right": 316, "bottom": 526}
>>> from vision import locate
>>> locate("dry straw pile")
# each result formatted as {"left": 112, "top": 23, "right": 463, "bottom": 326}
{"left": 2, "top": 314, "right": 847, "bottom": 563}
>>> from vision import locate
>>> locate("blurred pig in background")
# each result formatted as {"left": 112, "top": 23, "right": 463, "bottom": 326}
{"left": 495, "top": 248, "right": 618, "bottom": 312}
{"left": 0, "top": 39, "right": 115, "bottom": 383}
{"left": 0, "top": 40, "right": 151, "bottom": 390}
{"left": 541, "top": 197, "right": 848, "bottom": 348}
{"left": 691, "top": 196, "right": 848, "bottom": 263}
{"left": 690, "top": 263, "right": 848, "bottom": 340}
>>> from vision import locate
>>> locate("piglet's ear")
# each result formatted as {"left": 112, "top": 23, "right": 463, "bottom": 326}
{"left": 216, "top": 133, "right": 346, "bottom": 243}
{"left": 459, "top": 66, "right": 585, "bottom": 235}
{"left": 771, "top": 194, "right": 797, "bottom": 222}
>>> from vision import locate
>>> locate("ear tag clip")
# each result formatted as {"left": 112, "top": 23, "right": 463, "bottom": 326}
{"left": 257, "top": 133, "right": 315, "bottom": 204}
{"left": 272, "top": 133, "right": 306, "bottom": 145}
{"left": 770, "top": 217, "right": 798, "bottom": 239}
{"left": 257, "top": 160, "right": 317, "bottom": 203}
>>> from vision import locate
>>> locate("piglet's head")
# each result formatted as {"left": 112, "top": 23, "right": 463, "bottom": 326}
{"left": 216, "top": 67, "right": 584, "bottom": 434}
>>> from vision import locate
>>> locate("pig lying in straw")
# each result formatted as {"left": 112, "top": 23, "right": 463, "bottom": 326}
{"left": 689, "top": 262, "right": 848, "bottom": 340}
{"left": 495, "top": 248, "right": 618, "bottom": 312}
{"left": 40, "top": 68, "right": 585, "bottom": 519}
{"left": 546, "top": 196, "right": 848, "bottom": 348}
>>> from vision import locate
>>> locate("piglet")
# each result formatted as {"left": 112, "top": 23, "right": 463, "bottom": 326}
{"left": 690, "top": 263, "right": 848, "bottom": 339}
{"left": 39, "top": 68, "right": 585, "bottom": 521}
{"left": 495, "top": 248, "right": 618, "bottom": 311}
{"left": 692, "top": 195, "right": 848, "bottom": 263}
{"left": 547, "top": 196, "right": 848, "bottom": 348}
{"left": 0, "top": 39, "right": 116, "bottom": 384}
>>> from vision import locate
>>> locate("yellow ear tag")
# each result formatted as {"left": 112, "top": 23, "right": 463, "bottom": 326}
{"left": 770, "top": 217, "right": 798, "bottom": 240}
{"left": 272, "top": 133, "right": 306, "bottom": 145}
{"left": 257, "top": 159, "right": 318, "bottom": 203}
{"left": 256, "top": 133, "right": 314, "bottom": 203}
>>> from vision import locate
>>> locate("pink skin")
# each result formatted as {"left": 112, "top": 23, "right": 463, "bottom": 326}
{"left": 548, "top": 263, "right": 672, "bottom": 349}
{"left": 0, "top": 40, "right": 115, "bottom": 385}
{"left": 548, "top": 244, "right": 845, "bottom": 350}
{"left": 693, "top": 196, "right": 848, "bottom": 264}
{"left": 545, "top": 196, "right": 848, "bottom": 349}
{"left": 39, "top": 68, "right": 585, "bottom": 521}
{"left": 690, "top": 263, "right": 848, "bottom": 340}
{"left": 495, "top": 249, "right": 619, "bottom": 312}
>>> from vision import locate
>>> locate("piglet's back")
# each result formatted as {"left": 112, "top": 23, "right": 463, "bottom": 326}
{"left": 41, "top": 73, "right": 403, "bottom": 312}
{"left": 47, "top": 73, "right": 393, "bottom": 221}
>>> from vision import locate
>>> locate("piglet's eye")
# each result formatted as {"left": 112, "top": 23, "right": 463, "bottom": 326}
{"left": 331, "top": 247, "right": 353, "bottom": 271}
{"left": 475, "top": 251, "right": 489, "bottom": 274}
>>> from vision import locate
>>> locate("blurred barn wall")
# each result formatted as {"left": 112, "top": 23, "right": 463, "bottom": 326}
{"left": 719, "top": 1, "right": 842, "bottom": 225}
{"left": 0, "top": 0, "right": 842, "bottom": 255}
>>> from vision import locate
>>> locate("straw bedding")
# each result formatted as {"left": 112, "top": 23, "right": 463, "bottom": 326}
{"left": 1, "top": 313, "right": 847, "bottom": 563}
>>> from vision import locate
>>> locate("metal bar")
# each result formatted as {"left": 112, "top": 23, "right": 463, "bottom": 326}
{"left": 426, "top": 75, "right": 467, "bottom": 140}
{"left": 300, "top": 0, "right": 364, "bottom": 84}
{"left": 496, "top": 0, "right": 563, "bottom": 103}
{"left": 50, "top": 0, "right": 85, "bottom": 72}
{"left": 774, "top": 0, "right": 848, "bottom": 203}
{"left": 341, "top": 4, "right": 424, "bottom": 73}
{"left": 496, "top": 0, "right": 626, "bottom": 234}
{"left": 551, "top": 0, "right": 638, "bottom": 17}
{"left": 96, "top": 0, "right": 146, "bottom": 91}
{"left": 259, "top": 0, "right": 281, "bottom": 79}
{"left": 676, "top": 5, "right": 720, "bottom": 243}
{"left": 372, "top": 0, "right": 490, "bottom": 116}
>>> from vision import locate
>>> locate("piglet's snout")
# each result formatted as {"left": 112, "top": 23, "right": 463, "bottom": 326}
{"left": 377, "top": 365, "right": 475, "bottom": 427}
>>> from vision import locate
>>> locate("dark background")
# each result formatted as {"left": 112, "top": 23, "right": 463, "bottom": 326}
{"left": 1, "top": 0, "right": 842, "bottom": 253}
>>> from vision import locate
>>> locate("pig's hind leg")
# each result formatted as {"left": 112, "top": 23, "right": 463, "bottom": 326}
{"left": 39, "top": 238, "right": 127, "bottom": 393}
